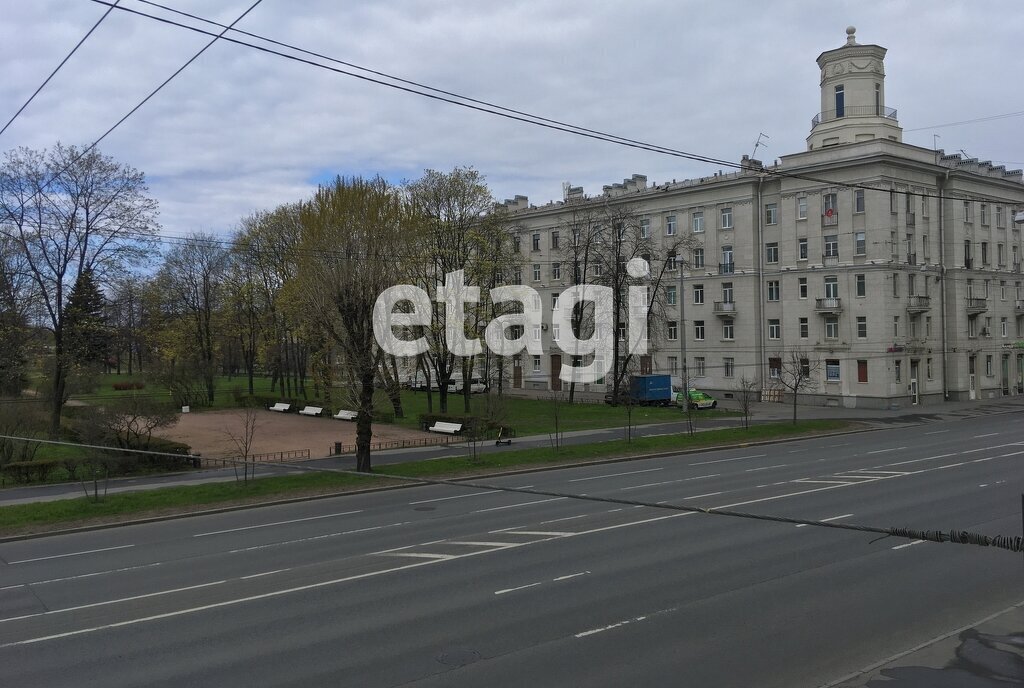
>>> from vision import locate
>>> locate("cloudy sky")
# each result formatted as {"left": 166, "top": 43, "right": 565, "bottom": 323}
{"left": 2, "top": 1, "right": 1023, "bottom": 238}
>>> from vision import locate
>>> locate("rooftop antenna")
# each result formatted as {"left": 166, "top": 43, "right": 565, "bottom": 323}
{"left": 751, "top": 132, "right": 770, "bottom": 160}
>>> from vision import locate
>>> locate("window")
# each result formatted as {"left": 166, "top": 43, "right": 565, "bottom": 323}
{"left": 797, "top": 196, "right": 808, "bottom": 220}
{"left": 1001, "top": 280, "right": 1007, "bottom": 300}
{"left": 799, "top": 277, "right": 808, "bottom": 299}
{"left": 799, "top": 237, "right": 808, "bottom": 260}
{"left": 766, "top": 242, "right": 779, "bottom": 263}
{"left": 857, "top": 316, "right": 867, "bottom": 339}
{"left": 765, "top": 203, "right": 778, "bottom": 225}
{"left": 768, "top": 319, "right": 781, "bottom": 339}
{"left": 693, "top": 284, "right": 704, "bottom": 304}
{"left": 801, "top": 358, "right": 811, "bottom": 377}
{"left": 857, "top": 360, "right": 868, "bottom": 383}
{"left": 551, "top": 230, "right": 560, "bottom": 248}
{"left": 923, "top": 234, "right": 930, "bottom": 262}
{"left": 908, "top": 274, "right": 916, "bottom": 296}
{"left": 694, "top": 357, "right": 706, "bottom": 377}
{"left": 834, "top": 84, "right": 845, "bottom": 117}
{"left": 925, "top": 316, "right": 932, "bottom": 338}
{"left": 667, "top": 321, "right": 678, "bottom": 341}
{"left": 533, "top": 355, "right": 541, "bottom": 372}
{"left": 531, "top": 233, "right": 540, "bottom": 251}
{"left": 639, "top": 220, "right": 648, "bottom": 239}
{"left": 968, "top": 316, "right": 977, "bottom": 338}
{"left": 856, "top": 273, "right": 866, "bottom": 297}
{"left": 998, "top": 244, "right": 1006, "bottom": 266}
{"left": 618, "top": 322, "right": 627, "bottom": 341}
{"left": 551, "top": 292, "right": 560, "bottom": 310}
{"left": 592, "top": 263, "right": 603, "bottom": 277}
{"left": 694, "top": 320, "right": 705, "bottom": 341}
{"left": 513, "top": 235, "right": 522, "bottom": 253}
{"left": 826, "top": 359, "right": 840, "bottom": 381}
{"left": 855, "top": 231, "right": 866, "bottom": 256}
{"left": 692, "top": 211, "right": 704, "bottom": 233}
{"left": 723, "top": 319, "right": 734, "bottom": 340}
{"left": 890, "top": 189, "right": 898, "bottom": 214}
{"left": 720, "top": 207, "right": 733, "bottom": 230}
{"left": 964, "top": 201, "right": 973, "bottom": 223}
{"left": 666, "top": 285, "right": 677, "bottom": 305}
{"left": 893, "top": 315, "right": 900, "bottom": 338}
{"left": 722, "top": 282, "right": 733, "bottom": 302}
{"left": 667, "top": 252, "right": 678, "bottom": 271}
{"left": 1001, "top": 317, "right": 1008, "bottom": 337}
{"left": 965, "top": 240, "right": 973, "bottom": 267}
{"left": 668, "top": 356, "right": 678, "bottom": 375}
{"left": 692, "top": 248, "right": 705, "bottom": 269}
{"left": 823, "top": 193, "right": 838, "bottom": 224}
{"left": 894, "top": 360, "right": 902, "bottom": 383}
{"left": 666, "top": 215, "right": 677, "bottom": 236}
{"left": 997, "top": 206, "right": 1005, "bottom": 227}
{"left": 532, "top": 293, "right": 542, "bottom": 311}
{"left": 532, "top": 264, "right": 541, "bottom": 281}
{"left": 552, "top": 323, "right": 560, "bottom": 341}
{"left": 532, "top": 324, "right": 542, "bottom": 342}
{"left": 723, "top": 358, "right": 735, "bottom": 378}
{"left": 825, "top": 276, "right": 838, "bottom": 298}
{"left": 824, "top": 235, "right": 838, "bottom": 258}
{"left": 767, "top": 280, "right": 780, "bottom": 301}
{"left": 721, "top": 246, "right": 733, "bottom": 269}
{"left": 769, "top": 357, "right": 781, "bottom": 379}
{"left": 922, "top": 194, "right": 929, "bottom": 218}
{"left": 855, "top": 189, "right": 865, "bottom": 213}
{"left": 981, "top": 204, "right": 989, "bottom": 226}
{"left": 982, "top": 241, "right": 989, "bottom": 265}
{"left": 825, "top": 316, "right": 839, "bottom": 339}
{"left": 927, "top": 358, "right": 933, "bottom": 380}
{"left": 986, "top": 355, "right": 993, "bottom": 377}
{"left": 892, "top": 273, "right": 899, "bottom": 297}
{"left": 551, "top": 262, "right": 561, "bottom": 280}
{"left": 513, "top": 267, "right": 522, "bottom": 285}
{"left": 799, "top": 317, "right": 809, "bottom": 338}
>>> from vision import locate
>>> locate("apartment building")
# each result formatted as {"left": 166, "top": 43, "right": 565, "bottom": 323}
{"left": 500, "top": 27, "right": 1024, "bottom": 408}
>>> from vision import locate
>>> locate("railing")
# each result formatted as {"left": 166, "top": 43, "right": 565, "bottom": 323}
{"left": 815, "top": 297, "right": 843, "bottom": 311}
{"left": 822, "top": 254, "right": 839, "bottom": 266}
{"left": 823, "top": 213, "right": 839, "bottom": 226}
{"left": 906, "top": 295, "right": 931, "bottom": 311}
{"left": 965, "top": 297, "right": 988, "bottom": 311}
{"left": 718, "top": 262, "right": 735, "bottom": 275}
{"left": 713, "top": 301, "right": 737, "bottom": 315}
{"left": 812, "top": 105, "right": 898, "bottom": 127}
{"left": 251, "top": 448, "right": 310, "bottom": 463}
{"left": 906, "top": 253, "right": 917, "bottom": 265}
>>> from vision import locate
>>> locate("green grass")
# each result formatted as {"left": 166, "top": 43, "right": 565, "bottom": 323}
{"left": 0, "top": 419, "right": 849, "bottom": 533}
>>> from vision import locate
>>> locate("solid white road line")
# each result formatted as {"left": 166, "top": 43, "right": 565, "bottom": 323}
{"left": 689, "top": 454, "right": 766, "bottom": 466}
{"left": 228, "top": 522, "right": 411, "bottom": 554}
{"left": 494, "top": 582, "right": 544, "bottom": 595}
{"left": 239, "top": 569, "right": 289, "bottom": 580}
{"left": 193, "top": 510, "right": 362, "bottom": 537}
{"left": 1, "top": 561, "right": 164, "bottom": 589}
{"left": 866, "top": 447, "right": 907, "bottom": 455}
{"left": 924, "top": 430, "right": 949, "bottom": 435}
{"left": 892, "top": 540, "right": 926, "bottom": 550}
{"left": 473, "top": 498, "right": 566, "bottom": 513}
{"left": 974, "top": 433, "right": 999, "bottom": 438}
{"left": 796, "top": 514, "right": 853, "bottom": 528}
{"left": 9, "top": 544, "right": 135, "bottom": 565}
{"left": 568, "top": 468, "right": 664, "bottom": 483}
{"left": 381, "top": 552, "right": 456, "bottom": 560}
{"left": 504, "top": 531, "right": 575, "bottom": 537}
{"left": 746, "top": 464, "right": 788, "bottom": 472}
{"left": 620, "top": 474, "right": 719, "bottom": 491}
{"left": 409, "top": 491, "right": 498, "bottom": 505}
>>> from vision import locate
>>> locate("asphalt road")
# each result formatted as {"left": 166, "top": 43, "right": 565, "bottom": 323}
{"left": 1, "top": 411, "right": 1023, "bottom": 687}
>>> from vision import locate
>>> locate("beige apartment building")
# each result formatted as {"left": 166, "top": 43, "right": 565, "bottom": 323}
{"left": 500, "top": 27, "right": 1024, "bottom": 409}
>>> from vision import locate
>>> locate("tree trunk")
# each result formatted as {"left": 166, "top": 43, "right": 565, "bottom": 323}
{"left": 355, "top": 369, "right": 375, "bottom": 472}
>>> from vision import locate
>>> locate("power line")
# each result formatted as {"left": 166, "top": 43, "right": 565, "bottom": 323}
{"left": 905, "top": 109, "right": 1024, "bottom": 133}
{"left": 0, "top": 1, "right": 123, "bottom": 139}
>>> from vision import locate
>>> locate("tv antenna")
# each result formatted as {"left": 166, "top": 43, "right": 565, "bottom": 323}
{"left": 751, "top": 132, "right": 770, "bottom": 160}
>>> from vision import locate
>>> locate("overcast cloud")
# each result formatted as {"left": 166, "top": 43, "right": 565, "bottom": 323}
{"left": 2, "top": 1, "right": 1022, "bottom": 238}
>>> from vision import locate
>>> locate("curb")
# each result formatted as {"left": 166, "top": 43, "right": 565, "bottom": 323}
{"left": 0, "top": 421, "right": 869, "bottom": 542}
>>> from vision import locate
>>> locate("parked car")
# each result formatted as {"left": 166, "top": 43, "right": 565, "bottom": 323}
{"left": 677, "top": 389, "right": 717, "bottom": 410}
{"left": 447, "top": 377, "right": 488, "bottom": 394}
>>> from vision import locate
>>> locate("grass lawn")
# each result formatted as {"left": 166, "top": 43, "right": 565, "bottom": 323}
{"left": 0, "top": 419, "right": 849, "bottom": 533}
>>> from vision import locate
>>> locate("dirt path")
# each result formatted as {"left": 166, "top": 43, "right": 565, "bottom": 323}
{"left": 155, "top": 409, "right": 439, "bottom": 459}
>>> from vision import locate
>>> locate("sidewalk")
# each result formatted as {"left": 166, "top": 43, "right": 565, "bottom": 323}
{"left": 825, "top": 602, "right": 1024, "bottom": 687}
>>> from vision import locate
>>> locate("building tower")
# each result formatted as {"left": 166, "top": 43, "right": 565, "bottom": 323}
{"left": 807, "top": 26, "right": 903, "bottom": 150}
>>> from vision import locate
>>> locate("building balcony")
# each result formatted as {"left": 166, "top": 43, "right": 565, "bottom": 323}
{"left": 1016, "top": 300, "right": 1024, "bottom": 314}
{"left": 718, "top": 262, "right": 735, "bottom": 275}
{"left": 713, "top": 301, "right": 738, "bottom": 317}
{"left": 964, "top": 258, "right": 974, "bottom": 269}
{"left": 811, "top": 105, "right": 898, "bottom": 128}
{"left": 965, "top": 297, "right": 988, "bottom": 313}
{"left": 1014, "top": 262, "right": 1022, "bottom": 273}
{"left": 815, "top": 297, "right": 843, "bottom": 313}
{"left": 822, "top": 254, "right": 839, "bottom": 267}
{"left": 906, "top": 295, "right": 931, "bottom": 313}
{"left": 906, "top": 253, "right": 917, "bottom": 265}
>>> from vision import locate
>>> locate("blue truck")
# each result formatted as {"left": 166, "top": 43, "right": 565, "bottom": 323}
{"left": 605, "top": 374, "right": 674, "bottom": 406}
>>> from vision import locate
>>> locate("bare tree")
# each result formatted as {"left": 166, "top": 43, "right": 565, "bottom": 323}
{"left": 736, "top": 374, "right": 759, "bottom": 430}
{"left": 294, "top": 176, "right": 419, "bottom": 472}
{"left": 224, "top": 405, "right": 260, "bottom": 483}
{"left": 0, "top": 144, "right": 158, "bottom": 436}
{"left": 774, "top": 350, "right": 821, "bottom": 424}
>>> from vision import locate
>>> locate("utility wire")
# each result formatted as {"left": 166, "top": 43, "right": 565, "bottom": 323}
{"left": 0, "top": 1, "right": 122, "bottom": 139}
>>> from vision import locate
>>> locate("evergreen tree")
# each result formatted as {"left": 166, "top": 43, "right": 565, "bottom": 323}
{"left": 63, "top": 268, "right": 109, "bottom": 367}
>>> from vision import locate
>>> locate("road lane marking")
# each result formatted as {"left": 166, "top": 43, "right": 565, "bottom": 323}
{"left": 228, "top": 522, "right": 411, "bottom": 554}
{"left": 821, "top": 443, "right": 849, "bottom": 448}
{"left": 446, "top": 541, "right": 518, "bottom": 548}
{"left": 568, "top": 468, "right": 664, "bottom": 482}
{"left": 689, "top": 454, "right": 766, "bottom": 466}
{"left": 882, "top": 453, "right": 957, "bottom": 467}
{"left": 892, "top": 540, "right": 926, "bottom": 550}
{"left": 8, "top": 544, "right": 135, "bottom": 565}
{"left": 575, "top": 614, "right": 649, "bottom": 638}
{"left": 473, "top": 498, "right": 566, "bottom": 513}
{"left": 538, "top": 514, "right": 589, "bottom": 525}
{"left": 380, "top": 552, "right": 455, "bottom": 560}
{"left": 620, "top": 474, "right": 719, "bottom": 490}
{"left": 409, "top": 491, "right": 498, "bottom": 504}
{"left": 553, "top": 571, "right": 590, "bottom": 582}
{"left": 924, "top": 430, "right": 949, "bottom": 435}
{"left": 974, "top": 433, "right": 999, "bottom": 438}
{"left": 794, "top": 479, "right": 855, "bottom": 485}
{"left": 494, "top": 581, "right": 543, "bottom": 595}
{"left": 2, "top": 561, "right": 165, "bottom": 589}
{"left": 746, "top": 464, "right": 788, "bottom": 472}
{"left": 504, "top": 531, "right": 574, "bottom": 537}
{"left": 193, "top": 510, "right": 362, "bottom": 537}
{"left": 866, "top": 447, "right": 907, "bottom": 455}
{"left": 240, "top": 569, "right": 289, "bottom": 580}
{"left": 796, "top": 514, "right": 853, "bottom": 528}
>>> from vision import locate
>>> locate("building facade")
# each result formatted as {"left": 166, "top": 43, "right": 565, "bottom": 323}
{"left": 499, "top": 28, "right": 1024, "bottom": 408}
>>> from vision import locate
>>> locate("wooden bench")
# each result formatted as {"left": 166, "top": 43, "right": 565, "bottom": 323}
{"left": 298, "top": 406, "right": 324, "bottom": 417}
{"left": 428, "top": 421, "right": 463, "bottom": 435}
{"left": 333, "top": 409, "right": 358, "bottom": 421}
{"left": 269, "top": 403, "right": 291, "bottom": 413}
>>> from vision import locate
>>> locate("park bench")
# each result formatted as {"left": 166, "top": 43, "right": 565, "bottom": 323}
{"left": 298, "top": 406, "right": 324, "bottom": 417}
{"left": 333, "top": 409, "right": 358, "bottom": 421}
{"left": 269, "top": 403, "right": 291, "bottom": 413}
{"left": 428, "top": 421, "right": 463, "bottom": 435}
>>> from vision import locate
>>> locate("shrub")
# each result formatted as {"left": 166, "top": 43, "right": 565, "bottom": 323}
{"left": 111, "top": 381, "right": 146, "bottom": 391}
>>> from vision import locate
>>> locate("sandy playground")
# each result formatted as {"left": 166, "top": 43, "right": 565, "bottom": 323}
{"left": 155, "top": 409, "right": 441, "bottom": 460}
